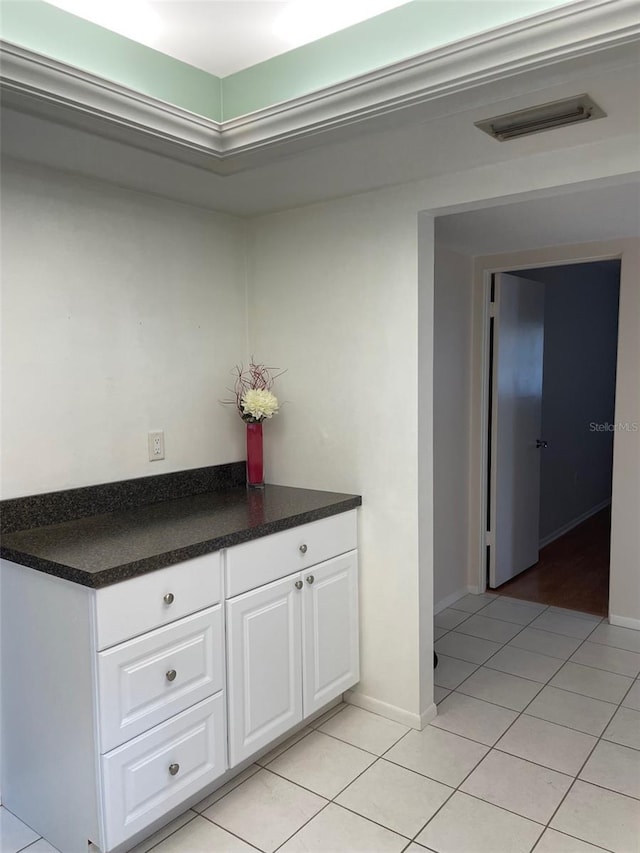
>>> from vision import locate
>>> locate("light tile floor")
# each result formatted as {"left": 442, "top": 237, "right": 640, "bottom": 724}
{"left": 2, "top": 594, "right": 639, "bottom": 853}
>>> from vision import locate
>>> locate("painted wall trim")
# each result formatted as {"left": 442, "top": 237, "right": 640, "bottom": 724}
{"left": 344, "top": 689, "right": 427, "bottom": 730}
{"left": 539, "top": 498, "right": 611, "bottom": 549}
{"left": 434, "top": 586, "right": 474, "bottom": 615}
{"left": 1, "top": 0, "right": 639, "bottom": 175}
{"left": 222, "top": 0, "right": 640, "bottom": 134}
{"left": 0, "top": 43, "right": 225, "bottom": 162}
{"left": 609, "top": 614, "right": 640, "bottom": 630}
{"left": 420, "top": 703, "right": 438, "bottom": 729}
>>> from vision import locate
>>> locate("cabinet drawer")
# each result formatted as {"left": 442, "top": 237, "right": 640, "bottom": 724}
{"left": 97, "top": 606, "right": 224, "bottom": 753}
{"left": 225, "top": 510, "right": 357, "bottom": 597}
{"left": 102, "top": 693, "right": 226, "bottom": 850}
{"left": 94, "top": 552, "right": 222, "bottom": 650}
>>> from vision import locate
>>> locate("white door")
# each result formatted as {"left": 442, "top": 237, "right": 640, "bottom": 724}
{"left": 302, "top": 552, "right": 359, "bottom": 716}
{"left": 490, "top": 272, "right": 545, "bottom": 587}
{"left": 226, "top": 573, "right": 303, "bottom": 766}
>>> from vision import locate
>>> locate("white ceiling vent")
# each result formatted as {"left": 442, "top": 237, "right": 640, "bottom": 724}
{"left": 475, "top": 94, "right": 606, "bottom": 141}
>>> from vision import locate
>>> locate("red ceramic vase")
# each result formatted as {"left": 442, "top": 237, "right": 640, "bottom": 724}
{"left": 246, "top": 422, "right": 264, "bottom": 487}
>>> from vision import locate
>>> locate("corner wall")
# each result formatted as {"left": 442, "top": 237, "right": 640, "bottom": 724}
{"left": 246, "top": 191, "right": 426, "bottom": 726}
{"left": 0, "top": 159, "right": 248, "bottom": 498}
{"left": 433, "top": 246, "right": 473, "bottom": 610}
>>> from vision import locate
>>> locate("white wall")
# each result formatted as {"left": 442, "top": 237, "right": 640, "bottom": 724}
{"left": 246, "top": 191, "right": 427, "bottom": 726}
{"left": 246, "top": 134, "right": 639, "bottom": 726}
{"left": 608, "top": 240, "right": 640, "bottom": 629}
{"left": 1, "top": 128, "right": 637, "bottom": 734}
{"left": 0, "top": 160, "right": 248, "bottom": 498}
{"left": 521, "top": 262, "right": 620, "bottom": 543}
{"left": 433, "top": 246, "right": 473, "bottom": 609}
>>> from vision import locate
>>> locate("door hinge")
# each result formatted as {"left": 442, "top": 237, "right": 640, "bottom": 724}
{"left": 485, "top": 530, "right": 495, "bottom": 546}
{"left": 489, "top": 302, "right": 496, "bottom": 317}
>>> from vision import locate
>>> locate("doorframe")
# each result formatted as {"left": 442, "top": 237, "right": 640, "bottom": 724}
{"left": 473, "top": 244, "right": 623, "bottom": 608}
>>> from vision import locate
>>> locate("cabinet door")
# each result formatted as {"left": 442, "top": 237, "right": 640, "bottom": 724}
{"left": 227, "top": 572, "right": 303, "bottom": 766}
{"left": 302, "top": 551, "right": 359, "bottom": 716}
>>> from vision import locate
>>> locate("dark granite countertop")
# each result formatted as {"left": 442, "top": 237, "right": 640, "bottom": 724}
{"left": 0, "top": 485, "right": 361, "bottom": 588}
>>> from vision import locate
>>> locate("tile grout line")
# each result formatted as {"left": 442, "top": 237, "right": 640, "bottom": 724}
{"left": 453, "top": 614, "right": 615, "bottom": 718}
{"left": 440, "top": 613, "right": 638, "bottom": 706}
{"left": 266, "top": 732, "right": 431, "bottom": 853}
{"left": 406, "top": 600, "right": 566, "bottom": 847}
{"left": 269, "top": 796, "right": 333, "bottom": 853}
{"left": 179, "top": 707, "right": 354, "bottom": 852}
{"left": 442, "top": 604, "right": 559, "bottom": 690}
{"left": 142, "top": 811, "right": 209, "bottom": 853}
{"left": 164, "top": 598, "right": 639, "bottom": 853}
{"left": 199, "top": 700, "right": 434, "bottom": 852}
{"left": 430, "top": 602, "right": 636, "bottom": 852}
{"left": 15, "top": 839, "right": 45, "bottom": 853}
{"left": 218, "top": 598, "right": 637, "bottom": 853}
{"left": 446, "top": 602, "right": 605, "bottom": 640}
{"left": 135, "top": 597, "right": 636, "bottom": 853}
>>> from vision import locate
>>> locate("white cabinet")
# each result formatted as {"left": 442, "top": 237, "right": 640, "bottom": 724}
{"left": 227, "top": 574, "right": 303, "bottom": 764}
{"left": 97, "top": 605, "right": 224, "bottom": 752}
{"left": 226, "top": 535, "right": 359, "bottom": 767}
{"left": 1, "top": 506, "right": 359, "bottom": 853}
{"left": 302, "top": 553, "right": 359, "bottom": 716}
{"left": 102, "top": 694, "right": 226, "bottom": 850}
{"left": 1, "top": 552, "right": 226, "bottom": 853}
{"left": 225, "top": 511, "right": 357, "bottom": 598}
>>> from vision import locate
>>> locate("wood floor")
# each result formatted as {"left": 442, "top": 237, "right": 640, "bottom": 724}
{"left": 496, "top": 508, "right": 610, "bottom": 617}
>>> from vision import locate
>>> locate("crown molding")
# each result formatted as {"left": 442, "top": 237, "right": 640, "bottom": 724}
{"left": 0, "top": 43, "right": 225, "bottom": 160}
{"left": 1, "top": 0, "right": 638, "bottom": 175}
{"left": 224, "top": 0, "right": 640, "bottom": 153}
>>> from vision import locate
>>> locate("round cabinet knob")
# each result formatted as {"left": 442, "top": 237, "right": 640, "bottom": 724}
{"left": 299, "top": 544, "right": 308, "bottom": 554}
{"left": 294, "top": 580, "right": 303, "bottom": 590}
{"left": 166, "top": 669, "right": 177, "bottom": 682}
{"left": 163, "top": 592, "right": 175, "bottom": 605}
{"left": 168, "top": 763, "right": 180, "bottom": 776}
{"left": 306, "top": 575, "right": 315, "bottom": 584}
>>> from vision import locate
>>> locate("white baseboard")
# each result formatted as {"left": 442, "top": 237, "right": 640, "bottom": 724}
{"left": 609, "top": 614, "right": 640, "bottom": 631}
{"left": 344, "top": 690, "right": 431, "bottom": 730}
{"left": 420, "top": 702, "right": 438, "bottom": 729}
{"left": 434, "top": 586, "right": 474, "bottom": 615}
{"left": 539, "top": 499, "right": 611, "bottom": 549}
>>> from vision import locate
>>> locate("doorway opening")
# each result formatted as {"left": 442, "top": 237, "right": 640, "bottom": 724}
{"left": 486, "top": 260, "right": 621, "bottom": 617}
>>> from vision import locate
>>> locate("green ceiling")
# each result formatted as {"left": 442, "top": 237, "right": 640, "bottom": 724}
{"left": 1, "top": 0, "right": 573, "bottom": 122}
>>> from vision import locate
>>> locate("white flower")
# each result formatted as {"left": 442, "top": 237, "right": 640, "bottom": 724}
{"left": 241, "top": 389, "right": 279, "bottom": 421}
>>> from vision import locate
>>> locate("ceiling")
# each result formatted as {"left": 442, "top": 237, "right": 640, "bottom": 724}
{"left": 2, "top": 40, "right": 638, "bottom": 217}
{"left": 43, "top": 0, "right": 413, "bottom": 77}
{"left": 435, "top": 182, "right": 640, "bottom": 255}
{"left": 1, "top": 0, "right": 639, "bottom": 218}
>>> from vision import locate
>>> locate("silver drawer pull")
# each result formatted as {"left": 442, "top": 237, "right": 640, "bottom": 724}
{"left": 163, "top": 592, "right": 175, "bottom": 605}
{"left": 169, "top": 763, "right": 180, "bottom": 776}
{"left": 299, "top": 544, "right": 308, "bottom": 554}
{"left": 294, "top": 580, "right": 303, "bottom": 590}
{"left": 166, "top": 669, "right": 177, "bottom": 682}
{"left": 306, "top": 575, "right": 314, "bottom": 584}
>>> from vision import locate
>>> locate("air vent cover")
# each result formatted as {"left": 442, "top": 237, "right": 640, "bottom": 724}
{"left": 475, "top": 94, "right": 606, "bottom": 141}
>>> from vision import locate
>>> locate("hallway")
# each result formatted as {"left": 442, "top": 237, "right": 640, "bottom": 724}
{"left": 496, "top": 509, "right": 610, "bottom": 618}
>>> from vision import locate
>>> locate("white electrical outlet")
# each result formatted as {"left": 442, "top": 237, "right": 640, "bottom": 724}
{"left": 148, "top": 430, "right": 165, "bottom": 461}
